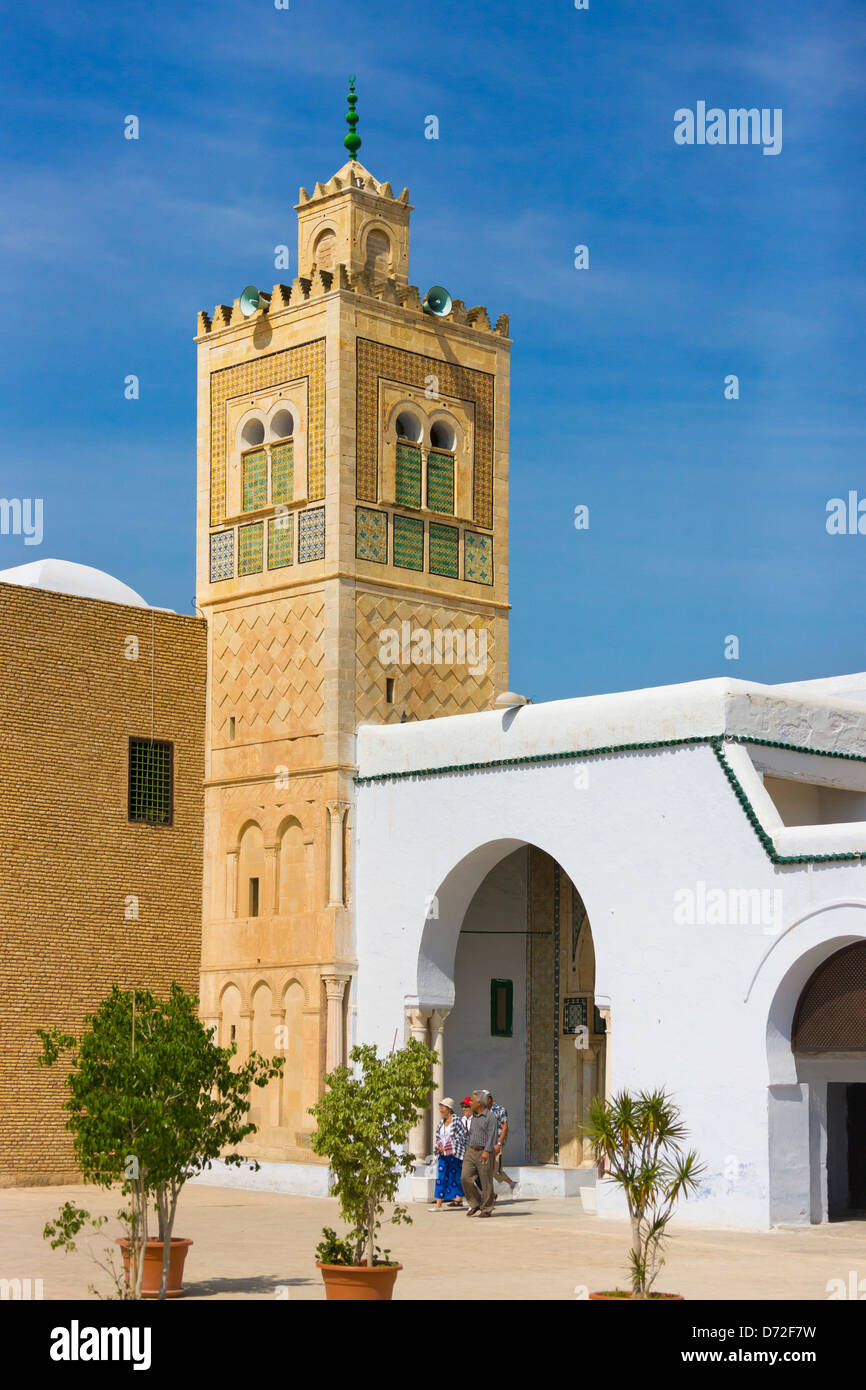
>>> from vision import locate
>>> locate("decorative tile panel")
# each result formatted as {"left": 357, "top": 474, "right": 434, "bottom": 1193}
{"left": 429, "top": 522, "right": 459, "bottom": 579}
{"left": 298, "top": 507, "right": 325, "bottom": 563}
{"left": 427, "top": 451, "right": 454, "bottom": 514}
{"left": 356, "top": 507, "right": 387, "bottom": 564}
{"left": 209, "top": 339, "right": 325, "bottom": 524}
{"left": 238, "top": 521, "right": 264, "bottom": 575}
{"left": 209, "top": 529, "right": 234, "bottom": 583}
{"left": 356, "top": 338, "right": 494, "bottom": 528}
{"left": 395, "top": 442, "right": 421, "bottom": 508}
{"left": 271, "top": 441, "right": 294, "bottom": 504}
{"left": 393, "top": 514, "right": 424, "bottom": 571}
{"left": 465, "top": 530, "right": 493, "bottom": 585}
{"left": 268, "top": 514, "right": 294, "bottom": 569}
{"left": 242, "top": 449, "right": 267, "bottom": 511}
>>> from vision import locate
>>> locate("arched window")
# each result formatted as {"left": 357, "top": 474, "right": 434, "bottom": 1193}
{"left": 270, "top": 409, "right": 294, "bottom": 505}
{"left": 394, "top": 410, "right": 422, "bottom": 508}
{"left": 313, "top": 229, "right": 336, "bottom": 272}
{"left": 365, "top": 229, "right": 391, "bottom": 283}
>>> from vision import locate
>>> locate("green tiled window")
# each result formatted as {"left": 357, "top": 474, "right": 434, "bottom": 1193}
{"left": 128, "top": 738, "right": 173, "bottom": 826}
{"left": 393, "top": 514, "right": 424, "bottom": 571}
{"left": 427, "top": 451, "right": 454, "bottom": 514}
{"left": 395, "top": 442, "right": 422, "bottom": 508}
{"left": 242, "top": 448, "right": 267, "bottom": 511}
{"left": 238, "top": 521, "right": 264, "bottom": 575}
{"left": 465, "top": 530, "right": 493, "bottom": 585}
{"left": 429, "top": 522, "right": 459, "bottom": 578}
{"left": 268, "top": 514, "right": 294, "bottom": 569}
{"left": 271, "top": 441, "right": 294, "bottom": 505}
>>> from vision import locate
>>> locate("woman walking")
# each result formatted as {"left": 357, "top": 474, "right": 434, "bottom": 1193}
{"left": 430, "top": 1098, "right": 467, "bottom": 1209}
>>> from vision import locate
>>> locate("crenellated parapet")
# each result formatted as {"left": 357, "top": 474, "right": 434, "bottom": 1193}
{"left": 197, "top": 264, "right": 510, "bottom": 339}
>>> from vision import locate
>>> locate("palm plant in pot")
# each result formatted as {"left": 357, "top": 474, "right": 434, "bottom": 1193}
{"left": 584, "top": 1087, "right": 704, "bottom": 1300}
{"left": 309, "top": 1036, "right": 437, "bottom": 1301}
{"left": 38, "top": 982, "right": 283, "bottom": 1299}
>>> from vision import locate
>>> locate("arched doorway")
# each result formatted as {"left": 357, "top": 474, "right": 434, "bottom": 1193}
{"left": 415, "top": 842, "right": 606, "bottom": 1174}
{"left": 793, "top": 942, "right": 866, "bottom": 1219}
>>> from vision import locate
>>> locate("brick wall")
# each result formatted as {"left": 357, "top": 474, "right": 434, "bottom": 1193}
{"left": 0, "top": 583, "right": 206, "bottom": 1184}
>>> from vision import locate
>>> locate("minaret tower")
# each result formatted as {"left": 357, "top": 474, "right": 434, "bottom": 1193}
{"left": 195, "top": 82, "right": 511, "bottom": 1163}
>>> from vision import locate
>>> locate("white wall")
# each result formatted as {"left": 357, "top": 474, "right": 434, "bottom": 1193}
{"left": 444, "top": 848, "right": 527, "bottom": 1163}
{"left": 354, "top": 731, "right": 866, "bottom": 1229}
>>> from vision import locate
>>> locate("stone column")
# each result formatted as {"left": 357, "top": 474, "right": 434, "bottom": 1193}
{"left": 406, "top": 1007, "right": 430, "bottom": 1160}
{"left": 326, "top": 802, "right": 348, "bottom": 907}
{"left": 322, "top": 973, "right": 349, "bottom": 1073}
{"left": 430, "top": 1009, "right": 450, "bottom": 1118}
{"left": 597, "top": 1005, "right": 611, "bottom": 1104}
{"left": 262, "top": 843, "right": 278, "bottom": 915}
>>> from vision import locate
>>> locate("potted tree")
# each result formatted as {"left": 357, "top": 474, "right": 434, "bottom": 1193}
{"left": 38, "top": 981, "right": 284, "bottom": 1299}
{"left": 584, "top": 1087, "right": 704, "bottom": 1300}
{"left": 309, "top": 1036, "right": 437, "bottom": 1300}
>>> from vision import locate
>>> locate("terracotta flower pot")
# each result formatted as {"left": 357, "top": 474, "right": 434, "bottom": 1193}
{"left": 589, "top": 1290, "right": 684, "bottom": 1301}
{"left": 117, "top": 1237, "right": 193, "bottom": 1299}
{"left": 316, "top": 1261, "right": 402, "bottom": 1301}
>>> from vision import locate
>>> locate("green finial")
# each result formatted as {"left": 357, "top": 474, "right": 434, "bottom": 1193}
{"left": 344, "top": 75, "right": 361, "bottom": 161}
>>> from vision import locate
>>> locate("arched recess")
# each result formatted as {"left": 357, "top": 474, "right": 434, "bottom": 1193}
{"left": 277, "top": 816, "right": 307, "bottom": 915}
{"left": 363, "top": 225, "right": 392, "bottom": 284}
{"left": 250, "top": 982, "right": 277, "bottom": 1128}
{"left": 237, "top": 821, "right": 265, "bottom": 919}
{"left": 759, "top": 904, "right": 866, "bottom": 1224}
{"left": 219, "top": 983, "right": 242, "bottom": 1056}
{"left": 280, "top": 980, "right": 306, "bottom": 1136}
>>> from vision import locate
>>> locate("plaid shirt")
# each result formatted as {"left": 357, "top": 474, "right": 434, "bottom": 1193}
{"left": 436, "top": 1116, "right": 467, "bottom": 1160}
{"left": 490, "top": 1102, "right": 507, "bottom": 1144}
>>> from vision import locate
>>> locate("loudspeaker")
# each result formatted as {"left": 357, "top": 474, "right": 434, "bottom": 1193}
{"left": 240, "top": 285, "right": 272, "bottom": 317}
{"left": 422, "top": 285, "right": 452, "bottom": 317}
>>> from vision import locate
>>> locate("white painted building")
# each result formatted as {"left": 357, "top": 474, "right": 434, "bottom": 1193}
{"left": 353, "top": 673, "right": 866, "bottom": 1229}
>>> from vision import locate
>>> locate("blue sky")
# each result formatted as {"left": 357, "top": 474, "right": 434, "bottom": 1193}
{"left": 2, "top": 0, "right": 865, "bottom": 699}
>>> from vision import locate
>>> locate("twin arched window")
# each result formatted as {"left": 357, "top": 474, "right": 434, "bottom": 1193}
{"left": 241, "top": 409, "right": 295, "bottom": 512}
{"left": 394, "top": 409, "right": 457, "bottom": 516}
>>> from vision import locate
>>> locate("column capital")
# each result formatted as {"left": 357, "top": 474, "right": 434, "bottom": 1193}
{"left": 326, "top": 800, "right": 349, "bottom": 821}
{"left": 430, "top": 1008, "right": 451, "bottom": 1032}
{"left": 321, "top": 972, "right": 350, "bottom": 1002}
{"left": 406, "top": 1006, "right": 430, "bottom": 1036}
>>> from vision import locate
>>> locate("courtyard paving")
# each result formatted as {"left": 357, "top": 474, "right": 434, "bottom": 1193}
{"left": 4, "top": 1182, "right": 866, "bottom": 1301}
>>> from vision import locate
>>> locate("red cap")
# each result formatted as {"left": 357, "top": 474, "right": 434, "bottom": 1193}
{"left": 461, "top": 1096, "right": 472, "bottom": 1106}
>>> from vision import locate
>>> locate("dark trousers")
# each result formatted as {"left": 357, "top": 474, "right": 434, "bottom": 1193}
{"left": 461, "top": 1148, "right": 494, "bottom": 1211}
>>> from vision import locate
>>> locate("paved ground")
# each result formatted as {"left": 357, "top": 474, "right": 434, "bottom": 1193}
{"left": 4, "top": 1182, "right": 866, "bottom": 1300}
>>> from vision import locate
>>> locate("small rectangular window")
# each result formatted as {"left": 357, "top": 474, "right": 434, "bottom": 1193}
{"left": 490, "top": 979, "right": 513, "bottom": 1037}
{"left": 229, "top": 716, "right": 236, "bottom": 741}
{"left": 128, "top": 738, "right": 173, "bottom": 825}
{"left": 249, "top": 878, "right": 260, "bottom": 917}
{"left": 385, "top": 677, "right": 395, "bottom": 704}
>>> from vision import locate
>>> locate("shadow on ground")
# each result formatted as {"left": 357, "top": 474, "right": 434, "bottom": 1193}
{"left": 184, "top": 1274, "right": 316, "bottom": 1298}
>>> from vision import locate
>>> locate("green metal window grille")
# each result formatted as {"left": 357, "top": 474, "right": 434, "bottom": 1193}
{"left": 429, "top": 522, "right": 459, "bottom": 578}
{"left": 427, "top": 450, "right": 454, "bottom": 514}
{"left": 490, "top": 979, "right": 513, "bottom": 1037}
{"left": 271, "top": 441, "right": 294, "bottom": 504}
{"left": 395, "top": 442, "right": 422, "bottom": 508}
{"left": 393, "top": 514, "right": 424, "bottom": 571}
{"left": 128, "top": 738, "right": 173, "bottom": 825}
{"left": 238, "top": 521, "right": 264, "bottom": 575}
{"left": 268, "top": 514, "right": 294, "bottom": 569}
{"left": 242, "top": 448, "right": 267, "bottom": 511}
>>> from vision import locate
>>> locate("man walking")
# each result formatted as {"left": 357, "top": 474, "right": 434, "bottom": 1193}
{"left": 461, "top": 1089, "right": 498, "bottom": 1216}
{"left": 486, "top": 1090, "right": 519, "bottom": 1199}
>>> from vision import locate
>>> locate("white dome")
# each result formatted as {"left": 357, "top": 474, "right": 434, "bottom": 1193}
{"left": 0, "top": 558, "right": 148, "bottom": 608}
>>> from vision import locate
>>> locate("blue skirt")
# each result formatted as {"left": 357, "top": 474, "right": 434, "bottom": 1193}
{"left": 434, "top": 1153, "right": 464, "bottom": 1201}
